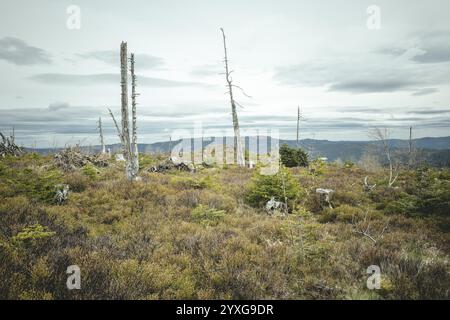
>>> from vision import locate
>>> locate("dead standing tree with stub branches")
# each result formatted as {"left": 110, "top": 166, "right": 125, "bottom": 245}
{"left": 220, "top": 28, "right": 247, "bottom": 167}
{"left": 98, "top": 117, "right": 106, "bottom": 154}
{"left": 130, "top": 53, "right": 139, "bottom": 176}
{"left": 109, "top": 42, "right": 139, "bottom": 181}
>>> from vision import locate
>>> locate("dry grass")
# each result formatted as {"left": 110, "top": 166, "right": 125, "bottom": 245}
{"left": 0, "top": 153, "right": 449, "bottom": 299}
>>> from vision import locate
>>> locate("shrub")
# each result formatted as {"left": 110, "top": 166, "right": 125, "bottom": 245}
{"left": 317, "top": 205, "right": 377, "bottom": 223}
{"left": 0, "top": 163, "right": 62, "bottom": 203}
{"left": 280, "top": 144, "right": 309, "bottom": 167}
{"left": 64, "top": 171, "right": 91, "bottom": 192}
{"left": 171, "top": 175, "right": 218, "bottom": 190}
{"left": 12, "top": 224, "right": 55, "bottom": 242}
{"left": 191, "top": 205, "right": 226, "bottom": 226}
{"left": 82, "top": 164, "right": 100, "bottom": 180}
{"left": 344, "top": 160, "right": 355, "bottom": 168}
{"left": 309, "top": 158, "right": 326, "bottom": 176}
{"left": 246, "top": 166, "right": 303, "bottom": 211}
{"left": 413, "top": 167, "right": 450, "bottom": 216}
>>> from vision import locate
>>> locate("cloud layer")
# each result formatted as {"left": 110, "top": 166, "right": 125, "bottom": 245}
{"left": 28, "top": 73, "right": 211, "bottom": 88}
{"left": 0, "top": 37, "right": 52, "bottom": 66}
{"left": 77, "top": 50, "right": 165, "bottom": 70}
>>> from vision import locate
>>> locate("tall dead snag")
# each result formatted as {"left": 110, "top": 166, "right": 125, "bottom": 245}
{"left": 130, "top": 53, "right": 139, "bottom": 175}
{"left": 296, "top": 106, "right": 301, "bottom": 148}
{"left": 408, "top": 126, "right": 415, "bottom": 168}
{"left": 98, "top": 117, "right": 106, "bottom": 154}
{"left": 112, "top": 42, "right": 139, "bottom": 181}
{"left": 120, "top": 42, "right": 133, "bottom": 180}
{"left": 220, "top": 28, "right": 245, "bottom": 167}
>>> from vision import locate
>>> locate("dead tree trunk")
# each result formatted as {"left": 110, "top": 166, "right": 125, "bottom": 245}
{"left": 296, "top": 106, "right": 300, "bottom": 148}
{"left": 220, "top": 28, "right": 245, "bottom": 167}
{"left": 130, "top": 53, "right": 139, "bottom": 176}
{"left": 120, "top": 42, "right": 135, "bottom": 180}
{"left": 98, "top": 117, "right": 106, "bottom": 154}
{"left": 408, "top": 126, "right": 414, "bottom": 168}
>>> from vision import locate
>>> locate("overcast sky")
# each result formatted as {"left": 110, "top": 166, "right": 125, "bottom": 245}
{"left": 0, "top": 0, "right": 449, "bottom": 147}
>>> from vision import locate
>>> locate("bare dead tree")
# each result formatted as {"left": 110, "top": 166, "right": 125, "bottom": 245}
{"left": 296, "top": 106, "right": 303, "bottom": 148}
{"left": 296, "top": 106, "right": 300, "bottom": 147}
{"left": 109, "top": 42, "right": 140, "bottom": 181}
{"left": 220, "top": 28, "right": 245, "bottom": 167}
{"left": 369, "top": 127, "right": 398, "bottom": 187}
{"left": 98, "top": 117, "right": 106, "bottom": 154}
{"left": 408, "top": 126, "right": 416, "bottom": 168}
{"left": 120, "top": 42, "right": 133, "bottom": 181}
{"left": 130, "top": 53, "right": 139, "bottom": 175}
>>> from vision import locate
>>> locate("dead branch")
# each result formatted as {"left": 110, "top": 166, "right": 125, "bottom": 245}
{"left": 363, "top": 176, "right": 377, "bottom": 192}
{"left": 108, "top": 108, "right": 124, "bottom": 144}
{"left": 352, "top": 209, "right": 390, "bottom": 245}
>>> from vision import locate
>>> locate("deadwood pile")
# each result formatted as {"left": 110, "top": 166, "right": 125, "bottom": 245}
{"left": 0, "top": 132, "right": 23, "bottom": 157}
{"left": 149, "top": 158, "right": 193, "bottom": 173}
{"left": 54, "top": 146, "right": 109, "bottom": 171}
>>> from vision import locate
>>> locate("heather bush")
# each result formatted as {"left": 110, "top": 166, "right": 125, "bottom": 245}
{"left": 0, "top": 153, "right": 448, "bottom": 300}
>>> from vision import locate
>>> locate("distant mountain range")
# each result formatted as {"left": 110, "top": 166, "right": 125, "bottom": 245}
{"left": 28, "top": 136, "right": 450, "bottom": 166}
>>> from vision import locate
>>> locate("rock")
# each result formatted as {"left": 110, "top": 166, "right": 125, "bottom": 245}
{"left": 316, "top": 188, "right": 334, "bottom": 209}
{"left": 265, "top": 197, "right": 286, "bottom": 214}
{"left": 115, "top": 154, "right": 125, "bottom": 161}
{"left": 54, "top": 184, "right": 70, "bottom": 204}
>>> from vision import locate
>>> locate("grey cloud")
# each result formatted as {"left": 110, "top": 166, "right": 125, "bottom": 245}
{"left": 338, "top": 107, "right": 385, "bottom": 114}
{"left": 191, "top": 64, "right": 222, "bottom": 77}
{"left": 48, "top": 102, "right": 70, "bottom": 111}
{"left": 380, "top": 31, "right": 450, "bottom": 64}
{"left": 0, "top": 37, "right": 52, "bottom": 66}
{"left": 28, "top": 73, "right": 211, "bottom": 88}
{"left": 77, "top": 50, "right": 165, "bottom": 70}
{"left": 407, "top": 109, "right": 450, "bottom": 115}
{"left": 412, "top": 88, "right": 439, "bottom": 96}
{"left": 273, "top": 61, "right": 424, "bottom": 94}
{"left": 3, "top": 105, "right": 450, "bottom": 148}
{"left": 329, "top": 80, "right": 419, "bottom": 94}
{"left": 412, "top": 47, "right": 450, "bottom": 64}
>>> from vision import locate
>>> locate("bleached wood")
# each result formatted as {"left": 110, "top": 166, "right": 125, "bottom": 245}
{"left": 220, "top": 28, "right": 245, "bottom": 167}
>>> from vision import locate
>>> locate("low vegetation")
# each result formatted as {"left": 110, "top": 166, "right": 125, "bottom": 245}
{"left": 0, "top": 152, "right": 449, "bottom": 299}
